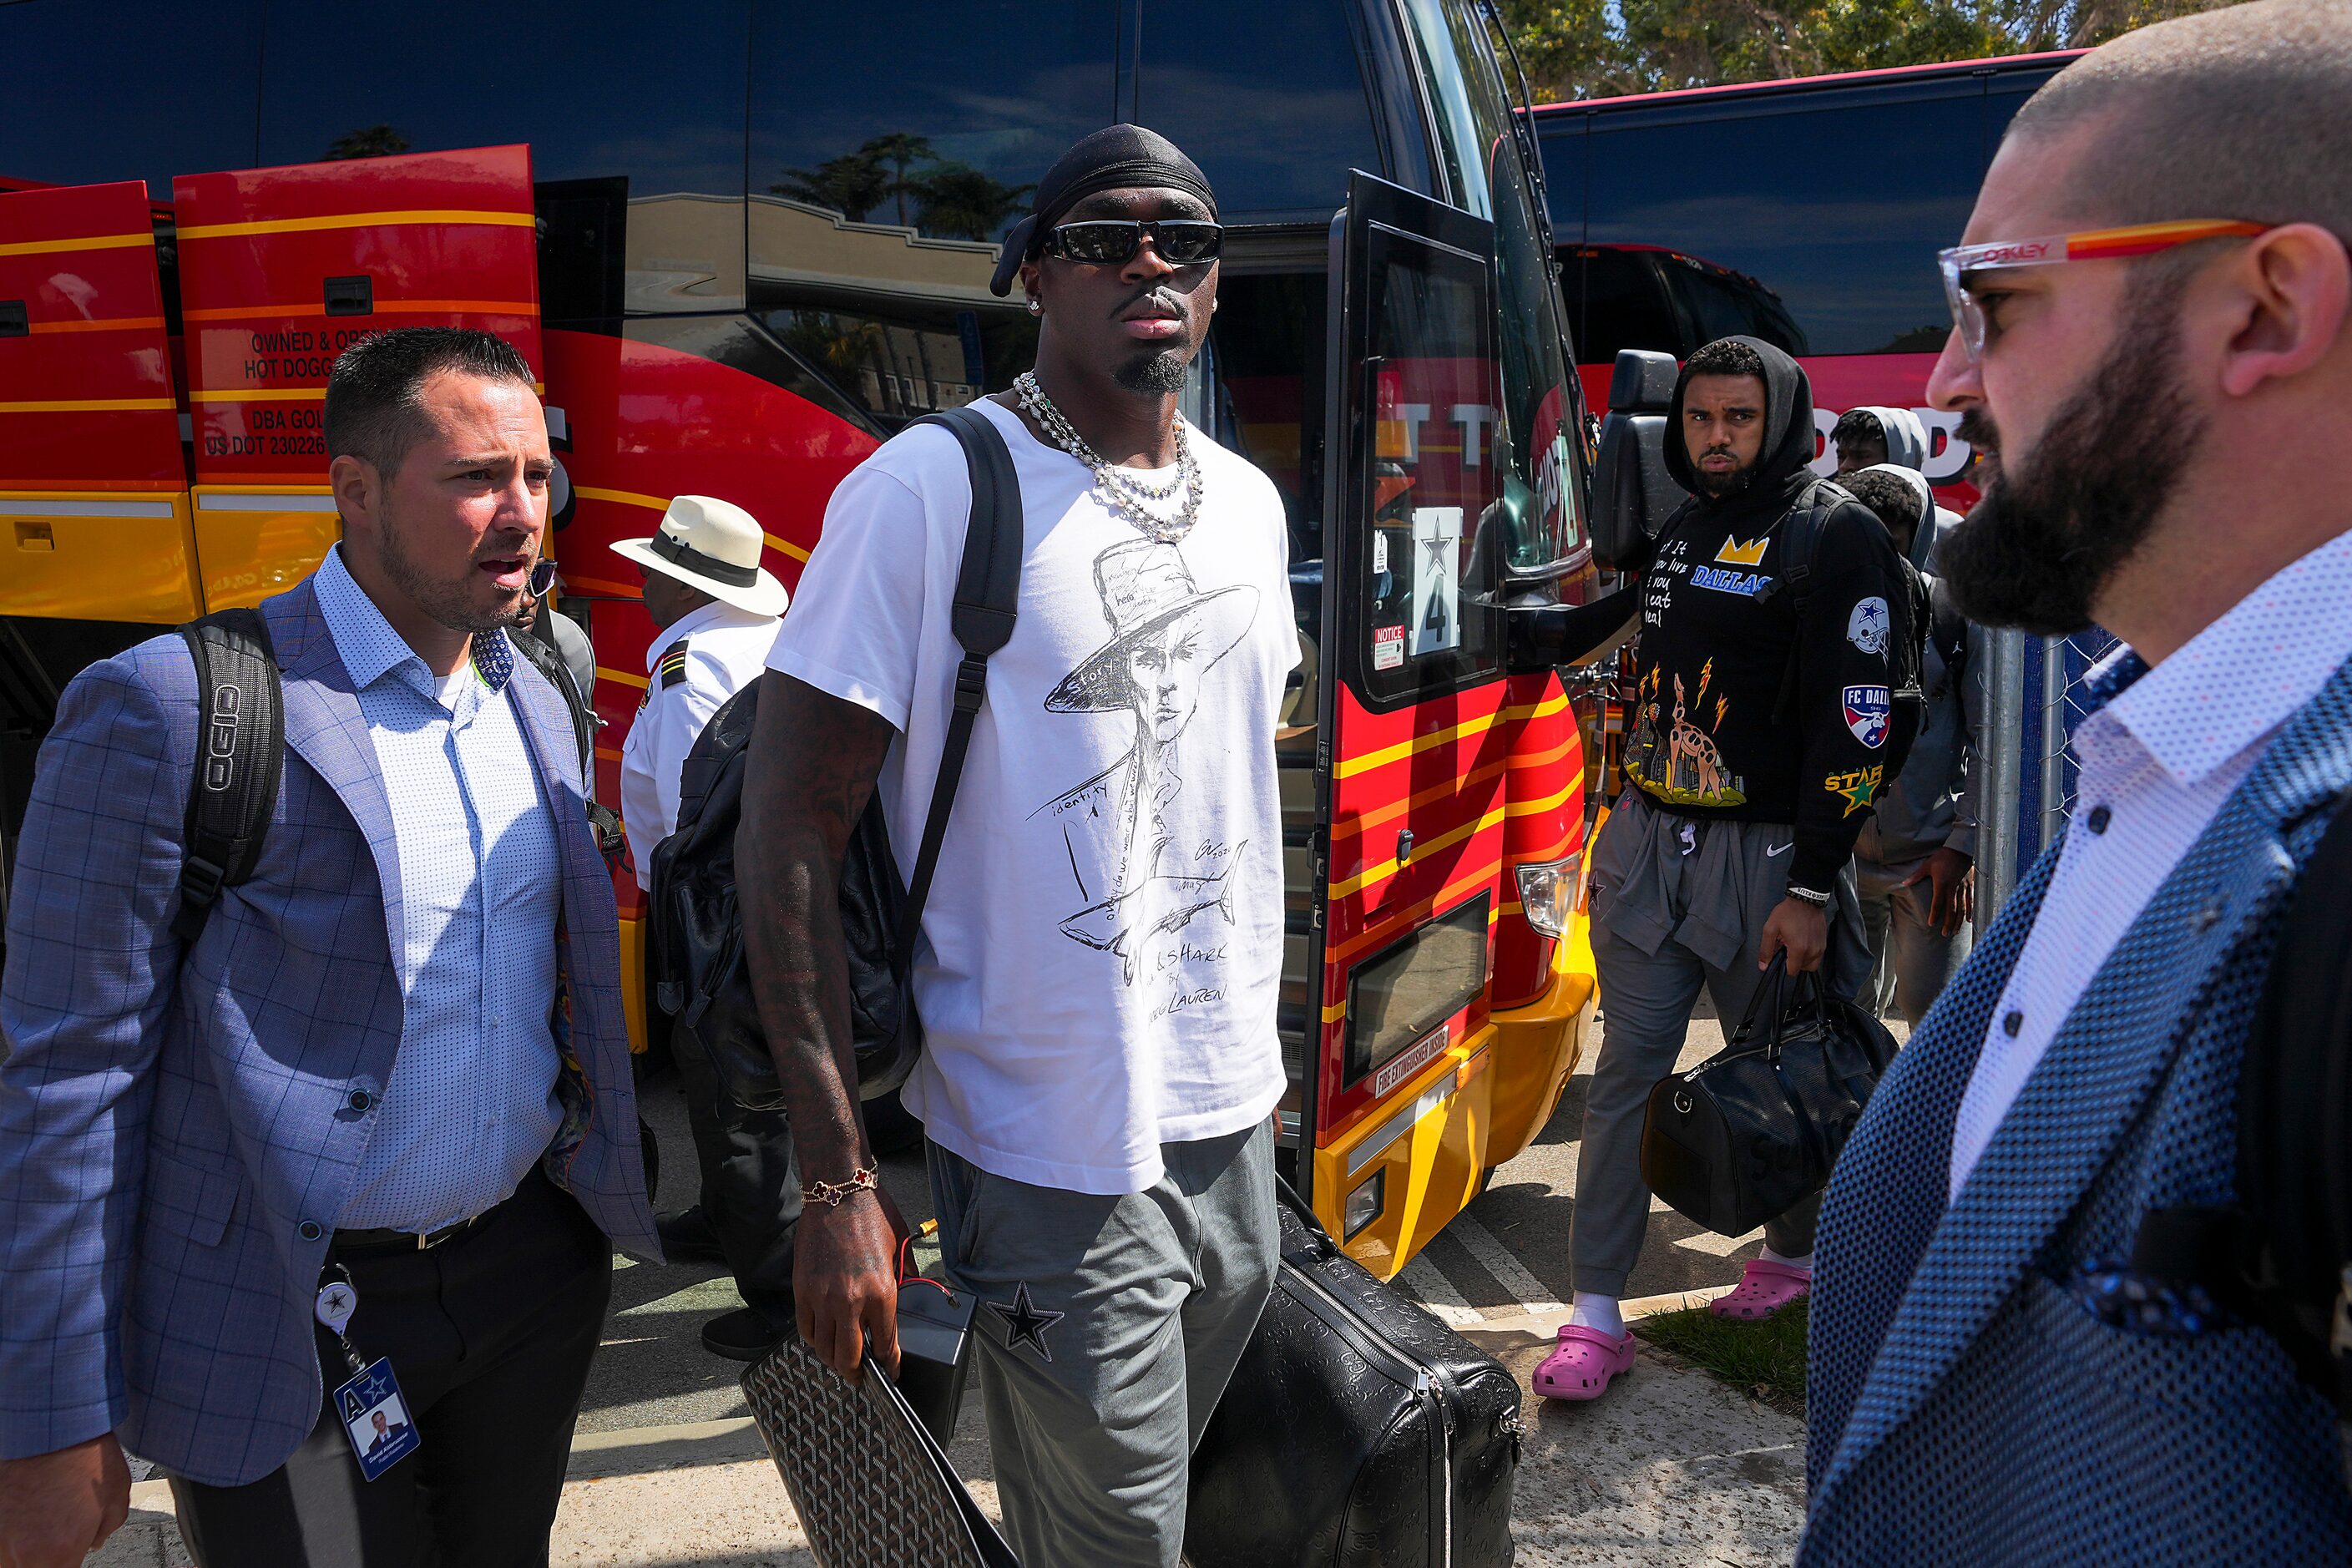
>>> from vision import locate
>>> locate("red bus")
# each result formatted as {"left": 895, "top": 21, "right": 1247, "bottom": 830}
{"left": 1532, "top": 50, "right": 2082, "bottom": 505}
{"left": 0, "top": 0, "right": 1604, "bottom": 1275}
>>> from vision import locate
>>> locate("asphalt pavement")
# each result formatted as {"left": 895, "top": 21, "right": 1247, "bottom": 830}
{"left": 100, "top": 1003, "right": 1903, "bottom": 1565}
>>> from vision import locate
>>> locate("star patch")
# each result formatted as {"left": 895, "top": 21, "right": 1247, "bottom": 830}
{"left": 989, "top": 1282, "right": 1065, "bottom": 1363}
{"left": 1824, "top": 765, "right": 1884, "bottom": 817}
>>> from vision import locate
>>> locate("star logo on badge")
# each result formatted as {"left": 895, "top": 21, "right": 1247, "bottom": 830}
{"left": 989, "top": 1282, "right": 1065, "bottom": 1363}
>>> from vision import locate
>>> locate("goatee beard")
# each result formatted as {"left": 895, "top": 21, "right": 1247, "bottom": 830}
{"left": 1939, "top": 273, "right": 2199, "bottom": 636}
{"left": 1114, "top": 347, "right": 1190, "bottom": 395}
{"left": 1692, "top": 458, "right": 1755, "bottom": 499}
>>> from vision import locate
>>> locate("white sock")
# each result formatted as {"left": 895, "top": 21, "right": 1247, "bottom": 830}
{"left": 1760, "top": 1245, "right": 1814, "bottom": 1273}
{"left": 1567, "top": 1291, "right": 1625, "bottom": 1338}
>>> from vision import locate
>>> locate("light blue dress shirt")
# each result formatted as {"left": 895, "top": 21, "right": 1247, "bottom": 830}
{"left": 312, "top": 546, "right": 564, "bottom": 1232}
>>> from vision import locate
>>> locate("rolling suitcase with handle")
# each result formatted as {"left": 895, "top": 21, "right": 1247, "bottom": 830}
{"left": 1186, "top": 1182, "right": 1521, "bottom": 1566}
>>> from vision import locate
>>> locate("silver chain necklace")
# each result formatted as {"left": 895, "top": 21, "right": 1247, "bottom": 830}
{"left": 1014, "top": 371, "right": 1203, "bottom": 544}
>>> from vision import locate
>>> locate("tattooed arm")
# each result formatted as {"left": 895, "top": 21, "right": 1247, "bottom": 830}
{"left": 736, "top": 670, "right": 903, "bottom": 1381}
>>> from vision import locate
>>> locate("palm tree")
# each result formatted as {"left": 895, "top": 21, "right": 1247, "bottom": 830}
{"left": 857, "top": 133, "right": 938, "bottom": 228}
{"left": 909, "top": 164, "right": 1034, "bottom": 242}
{"left": 325, "top": 124, "right": 410, "bottom": 160}
{"left": 774, "top": 148, "right": 890, "bottom": 222}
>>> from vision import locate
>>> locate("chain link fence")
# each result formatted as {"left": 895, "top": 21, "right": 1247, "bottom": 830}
{"left": 1977, "top": 629, "right": 2121, "bottom": 928}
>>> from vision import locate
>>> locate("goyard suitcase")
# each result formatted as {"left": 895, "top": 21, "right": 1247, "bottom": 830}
{"left": 741, "top": 1331, "right": 1015, "bottom": 1568}
{"left": 1186, "top": 1183, "right": 1522, "bottom": 1566}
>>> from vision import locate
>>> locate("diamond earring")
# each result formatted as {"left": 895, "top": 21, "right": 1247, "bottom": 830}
{"left": 1028, "top": 299, "right": 1043, "bottom": 316}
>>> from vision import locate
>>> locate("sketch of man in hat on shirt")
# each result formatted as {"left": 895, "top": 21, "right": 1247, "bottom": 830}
{"left": 1038, "top": 536, "right": 1259, "bottom": 979}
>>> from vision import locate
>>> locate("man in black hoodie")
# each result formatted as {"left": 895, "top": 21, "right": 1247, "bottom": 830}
{"left": 1530, "top": 336, "right": 1914, "bottom": 1404}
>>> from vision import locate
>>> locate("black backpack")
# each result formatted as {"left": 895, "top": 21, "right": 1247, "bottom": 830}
{"left": 647, "top": 405, "right": 1022, "bottom": 1111}
{"left": 1763, "top": 474, "right": 1932, "bottom": 782}
{"left": 2130, "top": 792, "right": 2352, "bottom": 1423}
{"left": 172, "top": 601, "right": 619, "bottom": 944}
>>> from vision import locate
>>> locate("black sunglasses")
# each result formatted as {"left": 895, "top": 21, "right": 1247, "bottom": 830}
{"left": 1043, "top": 219, "right": 1223, "bottom": 268}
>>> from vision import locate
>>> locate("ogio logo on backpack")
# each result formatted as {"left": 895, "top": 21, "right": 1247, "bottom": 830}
{"left": 205, "top": 682, "right": 243, "bottom": 792}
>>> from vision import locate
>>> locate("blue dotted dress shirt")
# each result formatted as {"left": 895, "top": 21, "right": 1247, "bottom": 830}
{"left": 312, "top": 546, "right": 564, "bottom": 1232}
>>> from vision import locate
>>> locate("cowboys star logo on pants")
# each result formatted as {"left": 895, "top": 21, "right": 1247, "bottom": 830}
{"left": 1843, "top": 684, "right": 1891, "bottom": 748}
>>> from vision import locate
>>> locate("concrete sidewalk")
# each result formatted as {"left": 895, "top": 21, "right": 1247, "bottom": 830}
{"left": 95, "top": 1301, "right": 1802, "bottom": 1568}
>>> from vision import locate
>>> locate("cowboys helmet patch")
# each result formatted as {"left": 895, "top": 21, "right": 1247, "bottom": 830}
{"left": 1843, "top": 684, "right": 1891, "bottom": 748}
{"left": 1846, "top": 596, "right": 1891, "bottom": 655}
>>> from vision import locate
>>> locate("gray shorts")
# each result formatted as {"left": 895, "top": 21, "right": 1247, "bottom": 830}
{"left": 928, "top": 1121, "right": 1277, "bottom": 1568}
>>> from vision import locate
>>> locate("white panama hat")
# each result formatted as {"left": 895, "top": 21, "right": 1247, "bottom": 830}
{"left": 609, "top": 494, "right": 789, "bottom": 618}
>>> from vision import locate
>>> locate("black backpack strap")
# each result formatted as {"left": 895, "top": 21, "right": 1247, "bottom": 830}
{"left": 173, "top": 608, "right": 282, "bottom": 943}
{"left": 508, "top": 622, "right": 598, "bottom": 781}
{"left": 508, "top": 621, "right": 625, "bottom": 860}
{"left": 1767, "top": 477, "right": 1836, "bottom": 728}
{"left": 895, "top": 405, "right": 1024, "bottom": 972}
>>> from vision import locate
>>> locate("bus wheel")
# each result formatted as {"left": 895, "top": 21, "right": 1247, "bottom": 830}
{"left": 864, "top": 1086, "right": 924, "bottom": 1156}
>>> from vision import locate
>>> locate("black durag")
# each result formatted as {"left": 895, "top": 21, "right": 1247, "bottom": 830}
{"left": 989, "top": 124, "right": 1219, "bottom": 297}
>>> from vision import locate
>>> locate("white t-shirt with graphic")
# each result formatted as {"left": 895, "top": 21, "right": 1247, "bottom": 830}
{"left": 766, "top": 397, "right": 1297, "bottom": 1195}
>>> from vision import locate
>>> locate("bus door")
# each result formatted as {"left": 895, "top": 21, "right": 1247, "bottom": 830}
{"left": 171, "top": 144, "right": 542, "bottom": 609}
{"left": 1305, "top": 171, "right": 1510, "bottom": 1277}
{"left": 0, "top": 180, "right": 195, "bottom": 624}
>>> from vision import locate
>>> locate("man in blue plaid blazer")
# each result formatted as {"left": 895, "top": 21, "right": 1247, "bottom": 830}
{"left": 1803, "top": 5, "right": 2352, "bottom": 1563}
{"left": 0, "top": 329, "right": 659, "bottom": 1566}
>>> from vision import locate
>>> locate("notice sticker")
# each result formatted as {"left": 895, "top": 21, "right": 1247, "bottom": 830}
{"left": 1373, "top": 1021, "right": 1450, "bottom": 1098}
{"left": 1372, "top": 623, "right": 1406, "bottom": 671}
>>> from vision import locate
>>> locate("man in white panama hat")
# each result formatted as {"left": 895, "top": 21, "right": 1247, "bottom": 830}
{"left": 610, "top": 493, "right": 795, "bottom": 1361}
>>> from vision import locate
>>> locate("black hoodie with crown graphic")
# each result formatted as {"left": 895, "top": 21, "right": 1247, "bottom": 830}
{"left": 1622, "top": 337, "right": 1914, "bottom": 896}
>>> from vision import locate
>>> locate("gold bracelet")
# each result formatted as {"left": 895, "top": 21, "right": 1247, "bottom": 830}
{"left": 801, "top": 1166, "right": 879, "bottom": 1208}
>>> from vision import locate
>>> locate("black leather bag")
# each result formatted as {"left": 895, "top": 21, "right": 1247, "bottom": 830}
{"left": 1186, "top": 1183, "right": 1521, "bottom": 1567}
{"left": 1639, "top": 953, "right": 1900, "bottom": 1236}
{"left": 648, "top": 405, "right": 1023, "bottom": 1110}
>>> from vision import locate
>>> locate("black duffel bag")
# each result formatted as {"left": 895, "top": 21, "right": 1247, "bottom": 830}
{"left": 1639, "top": 953, "right": 1900, "bottom": 1237}
{"left": 1186, "top": 1182, "right": 1520, "bottom": 1567}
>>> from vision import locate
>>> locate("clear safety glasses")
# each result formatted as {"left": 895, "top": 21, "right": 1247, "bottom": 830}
{"left": 1937, "top": 218, "right": 2269, "bottom": 362}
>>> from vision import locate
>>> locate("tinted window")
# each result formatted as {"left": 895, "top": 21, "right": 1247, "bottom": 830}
{"left": 1396, "top": 0, "right": 1582, "bottom": 571}
{"left": 1136, "top": 0, "right": 1379, "bottom": 217}
{"left": 0, "top": 0, "right": 262, "bottom": 195}
{"left": 1211, "top": 272, "right": 1325, "bottom": 552}
{"left": 745, "top": 3, "right": 1108, "bottom": 408}
{"left": 1585, "top": 83, "right": 1983, "bottom": 357}
{"left": 749, "top": 3, "right": 1110, "bottom": 250}
{"left": 1355, "top": 225, "right": 1503, "bottom": 707}
{"left": 256, "top": 0, "right": 750, "bottom": 314}
{"left": 1660, "top": 254, "right": 1806, "bottom": 356}
{"left": 1565, "top": 247, "right": 1677, "bottom": 364}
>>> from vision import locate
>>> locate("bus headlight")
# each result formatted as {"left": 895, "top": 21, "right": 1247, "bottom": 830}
{"left": 1514, "top": 853, "right": 1582, "bottom": 939}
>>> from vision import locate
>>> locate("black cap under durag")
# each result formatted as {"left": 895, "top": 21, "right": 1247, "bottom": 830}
{"left": 989, "top": 124, "right": 1218, "bottom": 297}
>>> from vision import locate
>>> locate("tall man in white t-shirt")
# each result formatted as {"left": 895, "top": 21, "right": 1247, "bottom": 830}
{"left": 737, "top": 124, "right": 1295, "bottom": 1566}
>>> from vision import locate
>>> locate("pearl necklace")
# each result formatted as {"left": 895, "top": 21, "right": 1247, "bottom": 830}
{"left": 1014, "top": 371, "right": 1203, "bottom": 544}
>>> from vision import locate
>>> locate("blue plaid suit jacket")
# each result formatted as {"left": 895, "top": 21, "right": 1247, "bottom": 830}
{"left": 1801, "top": 656, "right": 2352, "bottom": 1564}
{"left": 0, "top": 577, "right": 659, "bottom": 1486}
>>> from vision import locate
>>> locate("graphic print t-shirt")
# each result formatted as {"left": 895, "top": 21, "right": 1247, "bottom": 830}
{"left": 766, "top": 398, "right": 1297, "bottom": 1195}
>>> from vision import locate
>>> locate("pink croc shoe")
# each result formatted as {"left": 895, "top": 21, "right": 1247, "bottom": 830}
{"left": 1531, "top": 1323, "right": 1636, "bottom": 1401}
{"left": 1709, "top": 1257, "right": 1812, "bottom": 1321}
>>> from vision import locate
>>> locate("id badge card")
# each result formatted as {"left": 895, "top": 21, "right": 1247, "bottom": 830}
{"left": 332, "top": 1358, "right": 421, "bottom": 1481}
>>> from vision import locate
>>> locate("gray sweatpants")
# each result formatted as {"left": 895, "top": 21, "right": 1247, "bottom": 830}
{"left": 928, "top": 1122, "right": 1277, "bottom": 1568}
{"left": 1571, "top": 791, "right": 1871, "bottom": 1297}
{"left": 1854, "top": 852, "right": 1970, "bottom": 1025}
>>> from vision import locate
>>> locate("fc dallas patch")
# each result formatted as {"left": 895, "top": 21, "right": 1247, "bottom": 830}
{"left": 1843, "top": 684, "right": 1891, "bottom": 748}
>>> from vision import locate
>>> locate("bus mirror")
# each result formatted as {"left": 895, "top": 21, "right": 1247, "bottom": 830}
{"left": 1591, "top": 350, "right": 1687, "bottom": 570}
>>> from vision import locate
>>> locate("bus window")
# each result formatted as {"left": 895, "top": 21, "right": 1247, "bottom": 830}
{"left": 254, "top": 0, "right": 751, "bottom": 314}
{"left": 1135, "top": 0, "right": 1384, "bottom": 219}
{"left": 1355, "top": 228, "right": 1502, "bottom": 707}
{"left": 1660, "top": 253, "right": 1807, "bottom": 357}
{"left": 1584, "top": 82, "right": 1983, "bottom": 357}
{"left": 744, "top": 2, "right": 1109, "bottom": 420}
{"left": 0, "top": 0, "right": 262, "bottom": 194}
{"left": 1395, "top": 0, "right": 1583, "bottom": 574}
{"left": 1568, "top": 246, "right": 1678, "bottom": 366}
{"left": 1210, "top": 271, "right": 1326, "bottom": 563}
